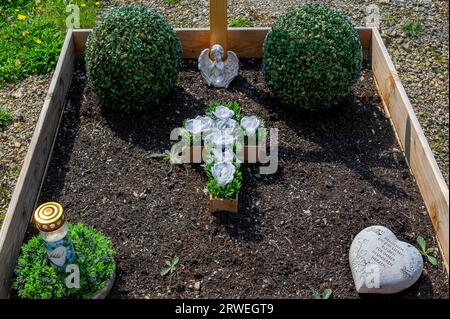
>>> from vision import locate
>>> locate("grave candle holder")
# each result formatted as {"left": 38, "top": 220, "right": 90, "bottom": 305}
{"left": 33, "top": 202, "right": 76, "bottom": 268}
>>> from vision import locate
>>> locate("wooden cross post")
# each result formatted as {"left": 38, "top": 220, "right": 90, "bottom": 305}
{"left": 198, "top": 0, "right": 238, "bottom": 87}
{"left": 209, "top": 0, "right": 228, "bottom": 59}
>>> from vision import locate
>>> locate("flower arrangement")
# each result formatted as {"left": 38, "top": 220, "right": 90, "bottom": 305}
{"left": 182, "top": 102, "right": 265, "bottom": 151}
{"left": 179, "top": 102, "right": 264, "bottom": 208}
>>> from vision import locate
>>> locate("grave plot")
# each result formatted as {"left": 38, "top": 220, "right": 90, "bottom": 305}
{"left": 7, "top": 58, "right": 445, "bottom": 298}
{"left": 0, "top": 2, "right": 448, "bottom": 299}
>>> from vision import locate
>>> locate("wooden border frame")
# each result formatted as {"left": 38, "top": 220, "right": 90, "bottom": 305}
{"left": 72, "top": 27, "right": 372, "bottom": 59}
{"left": 0, "top": 30, "right": 76, "bottom": 298}
{"left": 0, "top": 27, "right": 447, "bottom": 298}
{"left": 371, "top": 28, "right": 449, "bottom": 271}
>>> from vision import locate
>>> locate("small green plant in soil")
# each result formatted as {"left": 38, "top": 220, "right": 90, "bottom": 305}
{"left": 160, "top": 256, "right": 180, "bottom": 277}
{"left": 13, "top": 223, "right": 116, "bottom": 299}
{"left": 417, "top": 235, "right": 438, "bottom": 266}
{"left": 229, "top": 15, "right": 252, "bottom": 27}
{"left": 247, "top": 167, "right": 261, "bottom": 179}
{"left": 0, "top": 108, "right": 12, "bottom": 130}
{"left": 402, "top": 20, "right": 425, "bottom": 37}
{"left": 312, "top": 288, "right": 332, "bottom": 299}
{"left": 0, "top": 185, "right": 11, "bottom": 202}
{"left": 0, "top": 0, "right": 98, "bottom": 83}
{"left": 163, "top": 0, "right": 182, "bottom": 4}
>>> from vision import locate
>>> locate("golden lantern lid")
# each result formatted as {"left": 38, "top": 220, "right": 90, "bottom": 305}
{"left": 33, "top": 202, "right": 66, "bottom": 232}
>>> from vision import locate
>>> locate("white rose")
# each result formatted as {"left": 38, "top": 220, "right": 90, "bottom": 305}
{"left": 216, "top": 118, "right": 238, "bottom": 134}
{"left": 209, "top": 147, "right": 234, "bottom": 162}
{"left": 185, "top": 116, "right": 215, "bottom": 134}
{"left": 212, "top": 161, "right": 236, "bottom": 186}
{"left": 240, "top": 115, "right": 261, "bottom": 136}
{"left": 213, "top": 105, "right": 234, "bottom": 119}
{"left": 205, "top": 131, "right": 235, "bottom": 148}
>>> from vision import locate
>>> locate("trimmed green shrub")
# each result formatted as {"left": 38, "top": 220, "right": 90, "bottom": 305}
{"left": 86, "top": 5, "right": 181, "bottom": 112}
{"left": 13, "top": 223, "right": 116, "bottom": 299}
{"left": 262, "top": 3, "right": 362, "bottom": 110}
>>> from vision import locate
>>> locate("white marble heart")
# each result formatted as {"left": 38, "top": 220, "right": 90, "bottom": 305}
{"left": 349, "top": 225, "right": 423, "bottom": 294}
{"left": 47, "top": 246, "right": 67, "bottom": 267}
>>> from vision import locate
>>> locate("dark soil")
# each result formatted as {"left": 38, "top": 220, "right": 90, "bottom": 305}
{"left": 36, "top": 59, "right": 448, "bottom": 299}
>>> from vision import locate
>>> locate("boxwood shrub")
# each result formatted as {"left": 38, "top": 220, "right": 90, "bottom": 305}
{"left": 86, "top": 5, "right": 181, "bottom": 112}
{"left": 262, "top": 3, "right": 362, "bottom": 110}
{"left": 13, "top": 223, "right": 115, "bottom": 299}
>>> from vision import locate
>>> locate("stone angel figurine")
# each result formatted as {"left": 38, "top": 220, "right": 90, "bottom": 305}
{"left": 198, "top": 44, "right": 239, "bottom": 89}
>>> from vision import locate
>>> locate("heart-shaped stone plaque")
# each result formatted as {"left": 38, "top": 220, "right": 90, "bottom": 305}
{"left": 47, "top": 246, "right": 67, "bottom": 267}
{"left": 349, "top": 225, "right": 423, "bottom": 294}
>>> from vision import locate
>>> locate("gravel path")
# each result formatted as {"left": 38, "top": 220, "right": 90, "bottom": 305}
{"left": 0, "top": 0, "right": 448, "bottom": 224}
{"left": 0, "top": 75, "right": 51, "bottom": 223}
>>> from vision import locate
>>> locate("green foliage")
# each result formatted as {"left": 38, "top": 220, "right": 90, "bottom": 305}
{"left": 229, "top": 15, "right": 252, "bottom": 28}
{"left": 0, "top": 185, "right": 11, "bottom": 202}
{"left": 13, "top": 223, "right": 116, "bottom": 299}
{"left": 85, "top": 5, "right": 181, "bottom": 113}
{"left": 312, "top": 288, "right": 332, "bottom": 299}
{"left": 0, "top": 0, "right": 34, "bottom": 8}
{"left": 0, "top": 1, "right": 98, "bottom": 83}
{"left": 262, "top": 3, "right": 362, "bottom": 110}
{"left": 247, "top": 167, "right": 261, "bottom": 179}
{"left": 417, "top": 235, "right": 438, "bottom": 266}
{"left": 403, "top": 20, "right": 425, "bottom": 37}
{"left": 207, "top": 101, "right": 243, "bottom": 121}
{"left": 163, "top": 0, "right": 181, "bottom": 4}
{"left": 205, "top": 162, "right": 242, "bottom": 199}
{"left": 160, "top": 256, "right": 179, "bottom": 276}
{"left": 0, "top": 108, "right": 12, "bottom": 130}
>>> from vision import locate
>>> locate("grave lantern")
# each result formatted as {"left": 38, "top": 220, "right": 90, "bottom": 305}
{"left": 33, "top": 202, "right": 76, "bottom": 268}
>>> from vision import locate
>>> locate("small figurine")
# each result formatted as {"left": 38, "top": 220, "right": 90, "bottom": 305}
{"left": 198, "top": 44, "right": 239, "bottom": 89}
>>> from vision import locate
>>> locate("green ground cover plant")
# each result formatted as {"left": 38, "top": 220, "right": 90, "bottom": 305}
{"left": 0, "top": 0, "right": 98, "bottom": 83}
{"left": 13, "top": 222, "right": 115, "bottom": 299}
{"left": 0, "top": 107, "right": 12, "bottom": 130}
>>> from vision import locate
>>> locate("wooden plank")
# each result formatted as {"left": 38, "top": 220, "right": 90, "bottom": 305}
{"left": 73, "top": 28, "right": 90, "bottom": 57}
{"left": 210, "top": 0, "right": 229, "bottom": 55}
{"left": 371, "top": 28, "right": 449, "bottom": 272}
{"left": 0, "top": 30, "right": 76, "bottom": 298}
{"left": 209, "top": 194, "right": 239, "bottom": 213}
{"left": 357, "top": 27, "right": 372, "bottom": 51}
{"left": 176, "top": 28, "right": 209, "bottom": 59}
{"left": 73, "top": 27, "right": 372, "bottom": 58}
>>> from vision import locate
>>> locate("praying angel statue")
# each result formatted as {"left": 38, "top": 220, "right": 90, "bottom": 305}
{"left": 198, "top": 44, "right": 239, "bottom": 89}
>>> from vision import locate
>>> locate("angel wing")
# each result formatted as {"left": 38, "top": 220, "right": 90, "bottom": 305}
{"left": 222, "top": 51, "right": 239, "bottom": 89}
{"left": 198, "top": 48, "right": 212, "bottom": 86}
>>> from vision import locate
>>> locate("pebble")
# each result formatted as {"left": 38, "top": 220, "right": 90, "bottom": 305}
{"left": 0, "top": 74, "right": 52, "bottom": 222}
